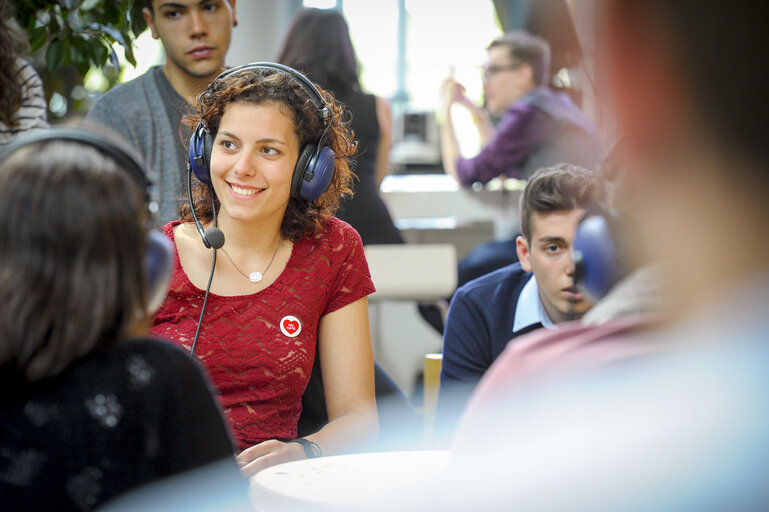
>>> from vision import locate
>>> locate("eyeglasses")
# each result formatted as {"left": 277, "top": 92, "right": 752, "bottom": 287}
{"left": 482, "top": 62, "right": 523, "bottom": 80}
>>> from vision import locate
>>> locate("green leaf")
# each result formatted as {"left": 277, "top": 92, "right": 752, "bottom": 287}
{"left": 108, "top": 45, "right": 120, "bottom": 71}
{"left": 88, "top": 37, "right": 109, "bottom": 65}
{"left": 29, "top": 26, "right": 48, "bottom": 51}
{"left": 70, "top": 36, "right": 89, "bottom": 68}
{"left": 46, "top": 38, "right": 66, "bottom": 72}
{"left": 99, "top": 23, "right": 127, "bottom": 47}
{"left": 128, "top": 2, "right": 147, "bottom": 37}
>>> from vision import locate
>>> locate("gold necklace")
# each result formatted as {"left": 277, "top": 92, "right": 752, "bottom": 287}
{"left": 220, "top": 237, "right": 282, "bottom": 283}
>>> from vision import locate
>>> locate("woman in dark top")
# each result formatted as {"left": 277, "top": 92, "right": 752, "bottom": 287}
{"left": 278, "top": 7, "right": 403, "bottom": 245}
{"left": 0, "top": 127, "right": 247, "bottom": 511}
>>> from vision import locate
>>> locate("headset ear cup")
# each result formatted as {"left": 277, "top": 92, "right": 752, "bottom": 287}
{"left": 203, "top": 130, "right": 213, "bottom": 176}
{"left": 573, "top": 214, "right": 625, "bottom": 301}
{"left": 188, "top": 124, "right": 212, "bottom": 185}
{"left": 145, "top": 230, "right": 174, "bottom": 315}
{"left": 298, "top": 145, "right": 336, "bottom": 201}
{"left": 292, "top": 145, "right": 316, "bottom": 199}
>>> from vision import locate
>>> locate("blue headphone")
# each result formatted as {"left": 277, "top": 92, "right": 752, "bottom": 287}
{"left": 0, "top": 128, "right": 173, "bottom": 312}
{"left": 573, "top": 205, "right": 636, "bottom": 301}
{"left": 188, "top": 62, "right": 336, "bottom": 201}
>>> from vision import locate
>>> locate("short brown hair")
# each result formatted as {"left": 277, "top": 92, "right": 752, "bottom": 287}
{"left": 520, "top": 163, "right": 603, "bottom": 241}
{"left": 488, "top": 31, "right": 551, "bottom": 87}
{"left": 181, "top": 66, "right": 356, "bottom": 242}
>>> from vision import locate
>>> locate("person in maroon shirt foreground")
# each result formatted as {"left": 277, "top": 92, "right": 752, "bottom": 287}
{"left": 151, "top": 64, "right": 378, "bottom": 477}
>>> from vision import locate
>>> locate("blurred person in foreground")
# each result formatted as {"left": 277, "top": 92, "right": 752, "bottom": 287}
{"left": 0, "top": 127, "right": 248, "bottom": 511}
{"left": 397, "top": 1, "right": 769, "bottom": 510}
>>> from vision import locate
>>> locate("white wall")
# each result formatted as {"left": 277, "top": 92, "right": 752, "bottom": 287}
{"left": 227, "top": 0, "right": 302, "bottom": 66}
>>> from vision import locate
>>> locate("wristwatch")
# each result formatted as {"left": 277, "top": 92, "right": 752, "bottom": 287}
{"left": 288, "top": 438, "right": 323, "bottom": 458}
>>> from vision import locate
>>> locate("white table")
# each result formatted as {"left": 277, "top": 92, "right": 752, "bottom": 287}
{"left": 249, "top": 450, "right": 450, "bottom": 511}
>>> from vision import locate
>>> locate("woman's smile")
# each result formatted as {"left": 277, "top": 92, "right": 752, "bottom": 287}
{"left": 227, "top": 182, "right": 265, "bottom": 199}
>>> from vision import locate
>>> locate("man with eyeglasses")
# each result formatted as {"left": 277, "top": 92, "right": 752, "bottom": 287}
{"left": 439, "top": 30, "right": 599, "bottom": 187}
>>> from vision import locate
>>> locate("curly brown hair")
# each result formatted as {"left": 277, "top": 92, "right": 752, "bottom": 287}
{"left": 180, "top": 65, "right": 356, "bottom": 242}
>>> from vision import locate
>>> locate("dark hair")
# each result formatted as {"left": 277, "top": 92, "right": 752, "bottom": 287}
{"left": 0, "top": 133, "right": 151, "bottom": 381}
{"left": 143, "top": 0, "right": 233, "bottom": 15}
{"left": 181, "top": 66, "right": 356, "bottom": 242}
{"left": 488, "top": 31, "right": 551, "bottom": 87}
{"left": 277, "top": 8, "right": 360, "bottom": 94}
{"left": 0, "top": 0, "right": 30, "bottom": 127}
{"left": 610, "top": 0, "right": 769, "bottom": 173}
{"left": 520, "top": 163, "right": 603, "bottom": 241}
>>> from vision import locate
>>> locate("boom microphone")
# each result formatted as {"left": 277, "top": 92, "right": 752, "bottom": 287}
{"left": 204, "top": 226, "right": 225, "bottom": 250}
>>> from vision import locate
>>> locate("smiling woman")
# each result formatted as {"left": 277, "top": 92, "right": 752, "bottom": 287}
{"left": 150, "top": 63, "right": 378, "bottom": 477}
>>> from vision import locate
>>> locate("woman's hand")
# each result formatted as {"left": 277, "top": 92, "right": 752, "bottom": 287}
{"left": 236, "top": 439, "right": 306, "bottom": 478}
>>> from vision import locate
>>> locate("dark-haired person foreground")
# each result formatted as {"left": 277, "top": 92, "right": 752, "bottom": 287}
{"left": 278, "top": 7, "right": 402, "bottom": 246}
{"left": 150, "top": 64, "right": 378, "bottom": 477}
{"left": 0, "top": 128, "right": 246, "bottom": 511}
{"left": 437, "top": 163, "right": 602, "bottom": 436}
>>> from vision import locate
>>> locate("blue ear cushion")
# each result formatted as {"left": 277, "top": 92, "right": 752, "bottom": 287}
{"left": 573, "top": 215, "right": 622, "bottom": 300}
{"left": 299, "top": 145, "right": 336, "bottom": 201}
{"left": 145, "top": 230, "right": 174, "bottom": 314}
{"left": 188, "top": 124, "right": 212, "bottom": 185}
{"left": 292, "top": 144, "right": 316, "bottom": 199}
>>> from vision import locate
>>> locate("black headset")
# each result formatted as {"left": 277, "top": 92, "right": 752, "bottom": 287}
{"left": 0, "top": 128, "right": 173, "bottom": 312}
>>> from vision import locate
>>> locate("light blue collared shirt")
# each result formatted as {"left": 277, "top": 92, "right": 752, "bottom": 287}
{"left": 513, "top": 275, "right": 556, "bottom": 333}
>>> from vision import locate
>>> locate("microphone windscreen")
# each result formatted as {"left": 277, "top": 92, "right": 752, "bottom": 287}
{"left": 205, "top": 227, "right": 225, "bottom": 249}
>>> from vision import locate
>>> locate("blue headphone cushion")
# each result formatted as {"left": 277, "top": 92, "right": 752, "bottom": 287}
{"left": 300, "top": 146, "right": 336, "bottom": 201}
{"left": 574, "top": 215, "right": 622, "bottom": 300}
{"left": 188, "top": 124, "right": 212, "bottom": 185}
{"left": 145, "top": 230, "right": 174, "bottom": 314}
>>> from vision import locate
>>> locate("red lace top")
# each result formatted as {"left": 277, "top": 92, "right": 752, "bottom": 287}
{"left": 150, "top": 216, "right": 375, "bottom": 450}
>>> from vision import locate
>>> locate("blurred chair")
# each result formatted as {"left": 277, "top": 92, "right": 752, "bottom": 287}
{"left": 365, "top": 244, "right": 457, "bottom": 400}
{"left": 365, "top": 244, "right": 458, "bottom": 301}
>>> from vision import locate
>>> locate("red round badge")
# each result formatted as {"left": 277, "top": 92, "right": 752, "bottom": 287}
{"left": 280, "top": 315, "right": 302, "bottom": 338}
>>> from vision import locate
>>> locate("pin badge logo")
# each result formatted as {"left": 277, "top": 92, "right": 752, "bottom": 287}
{"left": 280, "top": 315, "right": 302, "bottom": 338}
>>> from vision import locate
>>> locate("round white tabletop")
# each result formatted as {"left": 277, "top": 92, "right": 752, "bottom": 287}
{"left": 249, "top": 450, "right": 450, "bottom": 511}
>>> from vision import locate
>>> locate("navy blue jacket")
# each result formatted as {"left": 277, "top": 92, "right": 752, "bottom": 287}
{"left": 437, "top": 263, "right": 544, "bottom": 433}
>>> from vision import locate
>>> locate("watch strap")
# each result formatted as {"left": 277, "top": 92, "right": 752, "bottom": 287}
{"left": 288, "top": 438, "right": 323, "bottom": 458}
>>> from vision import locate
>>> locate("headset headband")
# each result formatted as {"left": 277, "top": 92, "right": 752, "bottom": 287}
{"left": 0, "top": 128, "right": 156, "bottom": 210}
{"left": 202, "top": 62, "right": 332, "bottom": 124}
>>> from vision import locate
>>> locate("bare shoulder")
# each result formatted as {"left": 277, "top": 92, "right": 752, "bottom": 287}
{"left": 171, "top": 222, "right": 200, "bottom": 254}
{"left": 374, "top": 96, "right": 392, "bottom": 127}
{"left": 171, "top": 222, "right": 212, "bottom": 284}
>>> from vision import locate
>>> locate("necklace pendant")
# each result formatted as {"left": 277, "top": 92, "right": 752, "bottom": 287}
{"left": 249, "top": 271, "right": 263, "bottom": 283}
